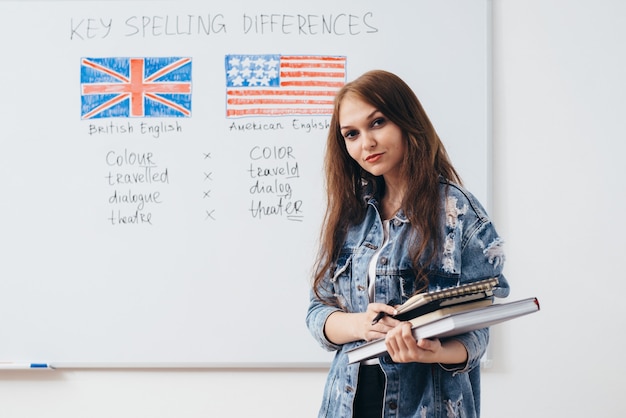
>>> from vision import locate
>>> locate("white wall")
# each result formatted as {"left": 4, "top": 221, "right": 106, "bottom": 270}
{"left": 483, "top": 0, "right": 626, "bottom": 416}
{"left": 1, "top": 1, "right": 625, "bottom": 416}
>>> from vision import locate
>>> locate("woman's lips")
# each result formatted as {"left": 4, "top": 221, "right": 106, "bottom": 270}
{"left": 365, "top": 153, "right": 383, "bottom": 162}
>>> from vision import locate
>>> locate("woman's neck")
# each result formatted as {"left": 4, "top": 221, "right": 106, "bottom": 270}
{"left": 381, "top": 183, "right": 405, "bottom": 220}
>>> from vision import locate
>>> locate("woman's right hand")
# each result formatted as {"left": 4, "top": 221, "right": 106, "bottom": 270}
{"left": 361, "top": 303, "right": 401, "bottom": 341}
{"left": 323, "top": 303, "right": 401, "bottom": 345}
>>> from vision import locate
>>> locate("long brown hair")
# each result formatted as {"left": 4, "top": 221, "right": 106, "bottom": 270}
{"left": 312, "top": 70, "right": 462, "bottom": 303}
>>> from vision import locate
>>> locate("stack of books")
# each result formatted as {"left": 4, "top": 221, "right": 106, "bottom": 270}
{"left": 346, "top": 278, "right": 540, "bottom": 364}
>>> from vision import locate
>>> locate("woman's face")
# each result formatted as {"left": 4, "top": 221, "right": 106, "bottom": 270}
{"left": 339, "top": 94, "right": 406, "bottom": 181}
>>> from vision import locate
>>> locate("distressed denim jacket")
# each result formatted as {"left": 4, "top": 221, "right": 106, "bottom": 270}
{"left": 306, "top": 179, "right": 510, "bottom": 418}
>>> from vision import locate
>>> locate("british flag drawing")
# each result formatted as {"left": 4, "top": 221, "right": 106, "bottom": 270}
{"left": 80, "top": 57, "right": 192, "bottom": 119}
{"left": 225, "top": 54, "right": 346, "bottom": 117}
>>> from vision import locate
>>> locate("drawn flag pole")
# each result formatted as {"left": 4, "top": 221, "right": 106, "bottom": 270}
{"left": 225, "top": 54, "right": 346, "bottom": 117}
{"left": 81, "top": 57, "right": 192, "bottom": 119}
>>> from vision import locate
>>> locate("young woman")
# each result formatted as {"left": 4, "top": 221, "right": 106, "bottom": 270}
{"left": 306, "top": 70, "right": 510, "bottom": 418}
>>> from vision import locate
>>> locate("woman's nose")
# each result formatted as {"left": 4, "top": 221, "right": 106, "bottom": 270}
{"left": 362, "top": 132, "right": 376, "bottom": 149}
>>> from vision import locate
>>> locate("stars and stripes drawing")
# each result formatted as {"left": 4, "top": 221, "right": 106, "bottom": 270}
{"left": 80, "top": 57, "right": 192, "bottom": 119}
{"left": 225, "top": 54, "right": 346, "bottom": 117}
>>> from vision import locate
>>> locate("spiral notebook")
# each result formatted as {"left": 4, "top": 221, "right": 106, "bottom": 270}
{"left": 392, "top": 277, "right": 499, "bottom": 321}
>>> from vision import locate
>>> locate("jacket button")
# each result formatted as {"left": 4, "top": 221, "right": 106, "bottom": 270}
{"left": 345, "top": 386, "right": 354, "bottom": 393}
{"left": 388, "top": 401, "right": 398, "bottom": 410}
{"left": 379, "top": 257, "right": 388, "bottom": 265}
{"left": 357, "top": 285, "right": 365, "bottom": 291}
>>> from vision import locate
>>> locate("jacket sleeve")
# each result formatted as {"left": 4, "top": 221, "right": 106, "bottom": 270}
{"left": 440, "top": 188, "right": 510, "bottom": 373}
{"left": 460, "top": 209, "right": 510, "bottom": 299}
{"left": 440, "top": 327, "right": 489, "bottom": 374}
{"left": 306, "top": 285, "right": 343, "bottom": 352}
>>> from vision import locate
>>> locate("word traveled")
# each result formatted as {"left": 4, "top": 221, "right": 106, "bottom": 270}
{"left": 247, "top": 161, "right": 299, "bottom": 179}
{"left": 105, "top": 167, "right": 169, "bottom": 186}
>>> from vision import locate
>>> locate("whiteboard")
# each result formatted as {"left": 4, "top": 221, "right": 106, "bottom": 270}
{"left": 0, "top": 0, "right": 491, "bottom": 367}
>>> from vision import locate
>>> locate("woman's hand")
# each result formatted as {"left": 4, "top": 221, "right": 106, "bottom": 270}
{"left": 361, "top": 303, "right": 401, "bottom": 341}
{"left": 384, "top": 322, "right": 468, "bottom": 365}
{"left": 323, "top": 303, "right": 400, "bottom": 345}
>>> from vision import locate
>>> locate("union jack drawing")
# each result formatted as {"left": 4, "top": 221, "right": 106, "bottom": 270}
{"left": 225, "top": 54, "right": 346, "bottom": 117}
{"left": 80, "top": 57, "right": 192, "bottom": 119}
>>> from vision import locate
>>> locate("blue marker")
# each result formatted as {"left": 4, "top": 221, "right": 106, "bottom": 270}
{"left": 0, "top": 363, "right": 54, "bottom": 370}
{"left": 29, "top": 363, "right": 50, "bottom": 368}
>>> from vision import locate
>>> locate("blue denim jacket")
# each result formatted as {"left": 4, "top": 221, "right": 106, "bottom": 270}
{"left": 306, "top": 179, "right": 510, "bottom": 418}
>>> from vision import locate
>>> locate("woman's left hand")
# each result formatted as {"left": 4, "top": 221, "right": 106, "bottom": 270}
{"left": 384, "top": 322, "right": 468, "bottom": 365}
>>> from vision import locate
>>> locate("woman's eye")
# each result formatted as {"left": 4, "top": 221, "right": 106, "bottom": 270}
{"left": 372, "top": 117, "right": 385, "bottom": 127}
{"left": 343, "top": 130, "right": 358, "bottom": 140}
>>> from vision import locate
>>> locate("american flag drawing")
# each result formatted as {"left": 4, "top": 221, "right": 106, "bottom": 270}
{"left": 80, "top": 57, "right": 192, "bottom": 119}
{"left": 225, "top": 54, "right": 346, "bottom": 117}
